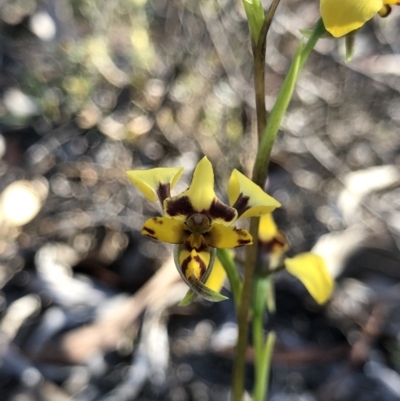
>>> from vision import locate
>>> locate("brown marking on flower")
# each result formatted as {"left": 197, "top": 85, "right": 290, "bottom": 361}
{"left": 181, "top": 238, "right": 208, "bottom": 253}
{"left": 233, "top": 228, "right": 252, "bottom": 246}
{"left": 180, "top": 255, "right": 191, "bottom": 278}
{"left": 194, "top": 255, "right": 207, "bottom": 278}
{"left": 166, "top": 196, "right": 196, "bottom": 217}
{"left": 259, "top": 233, "right": 288, "bottom": 254}
{"left": 379, "top": 4, "right": 392, "bottom": 17}
{"left": 180, "top": 239, "right": 209, "bottom": 280}
{"left": 143, "top": 226, "right": 156, "bottom": 235}
{"left": 207, "top": 199, "right": 236, "bottom": 222}
{"left": 156, "top": 183, "right": 170, "bottom": 204}
{"left": 180, "top": 254, "right": 206, "bottom": 280}
{"left": 231, "top": 193, "right": 250, "bottom": 217}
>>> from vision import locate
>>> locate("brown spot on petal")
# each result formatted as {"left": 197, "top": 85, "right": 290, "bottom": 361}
{"left": 143, "top": 226, "right": 156, "bottom": 235}
{"left": 181, "top": 255, "right": 191, "bottom": 278}
{"left": 157, "top": 183, "right": 170, "bottom": 204}
{"left": 232, "top": 228, "right": 252, "bottom": 246}
{"left": 234, "top": 228, "right": 249, "bottom": 236}
{"left": 207, "top": 199, "right": 236, "bottom": 222}
{"left": 232, "top": 193, "right": 250, "bottom": 217}
{"left": 182, "top": 237, "right": 209, "bottom": 253}
{"left": 190, "top": 255, "right": 206, "bottom": 278}
{"left": 259, "top": 233, "right": 287, "bottom": 253}
{"left": 166, "top": 196, "right": 196, "bottom": 217}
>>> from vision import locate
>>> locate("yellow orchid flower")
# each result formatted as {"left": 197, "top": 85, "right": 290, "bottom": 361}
{"left": 321, "top": 0, "right": 399, "bottom": 38}
{"left": 127, "top": 157, "right": 280, "bottom": 302}
{"left": 258, "top": 214, "right": 333, "bottom": 304}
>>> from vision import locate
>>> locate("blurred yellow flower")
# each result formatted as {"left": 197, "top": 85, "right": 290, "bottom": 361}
{"left": 285, "top": 253, "right": 334, "bottom": 304}
{"left": 258, "top": 214, "right": 289, "bottom": 270}
{"left": 321, "top": 0, "right": 399, "bottom": 37}
{"left": 258, "top": 214, "right": 333, "bottom": 304}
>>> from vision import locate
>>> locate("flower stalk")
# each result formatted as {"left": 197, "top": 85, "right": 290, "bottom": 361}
{"left": 216, "top": 249, "right": 242, "bottom": 308}
{"left": 232, "top": 13, "right": 327, "bottom": 401}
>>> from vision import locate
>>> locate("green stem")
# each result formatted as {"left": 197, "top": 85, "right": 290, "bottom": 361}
{"left": 216, "top": 248, "right": 242, "bottom": 309}
{"left": 253, "top": 18, "right": 326, "bottom": 187}
{"left": 254, "top": 43, "right": 267, "bottom": 143}
{"left": 254, "top": 332, "right": 276, "bottom": 401}
{"left": 232, "top": 5, "right": 283, "bottom": 401}
{"left": 241, "top": 0, "right": 265, "bottom": 44}
{"left": 252, "top": 276, "right": 274, "bottom": 401}
{"left": 232, "top": 217, "right": 259, "bottom": 401}
{"left": 252, "top": 276, "right": 267, "bottom": 365}
{"left": 254, "top": 0, "right": 281, "bottom": 142}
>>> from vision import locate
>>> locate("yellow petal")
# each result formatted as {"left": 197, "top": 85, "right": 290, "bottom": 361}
{"left": 142, "top": 217, "right": 186, "bottom": 243}
{"left": 228, "top": 170, "right": 280, "bottom": 218}
{"left": 206, "top": 223, "right": 252, "bottom": 248}
{"left": 258, "top": 214, "right": 279, "bottom": 242}
{"left": 179, "top": 246, "right": 211, "bottom": 281}
{"left": 126, "top": 167, "right": 183, "bottom": 202}
{"left": 184, "top": 156, "right": 215, "bottom": 211}
{"left": 205, "top": 257, "right": 226, "bottom": 292}
{"left": 258, "top": 214, "right": 289, "bottom": 270}
{"left": 164, "top": 157, "right": 237, "bottom": 225}
{"left": 320, "top": 0, "right": 383, "bottom": 37}
{"left": 284, "top": 253, "right": 334, "bottom": 304}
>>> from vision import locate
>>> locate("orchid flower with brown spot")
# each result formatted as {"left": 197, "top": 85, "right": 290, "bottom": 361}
{"left": 126, "top": 157, "right": 280, "bottom": 303}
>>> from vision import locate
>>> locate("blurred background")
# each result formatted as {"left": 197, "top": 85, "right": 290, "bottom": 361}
{"left": 1, "top": 0, "right": 400, "bottom": 400}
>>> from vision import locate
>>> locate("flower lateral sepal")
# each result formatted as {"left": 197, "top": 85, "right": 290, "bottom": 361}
{"left": 179, "top": 289, "right": 198, "bottom": 306}
{"left": 185, "top": 275, "right": 228, "bottom": 303}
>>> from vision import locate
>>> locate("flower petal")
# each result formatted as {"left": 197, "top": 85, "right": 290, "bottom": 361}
{"left": 258, "top": 214, "right": 289, "bottom": 270}
{"left": 126, "top": 167, "right": 183, "bottom": 202}
{"left": 174, "top": 245, "right": 226, "bottom": 304}
{"left": 228, "top": 169, "right": 280, "bottom": 218}
{"left": 142, "top": 217, "right": 186, "bottom": 244}
{"left": 179, "top": 246, "right": 211, "bottom": 281}
{"left": 206, "top": 223, "right": 252, "bottom": 248}
{"left": 284, "top": 253, "right": 334, "bottom": 304}
{"left": 320, "top": 0, "right": 382, "bottom": 37}
{"left": 258, "top": 213, "right": 279, "bottom": 242}
{"left": 205, "top": 257, "right": 227, "bottom": 292}
{"left": 164, "top": 157, "right": 237, "bottom": 225}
